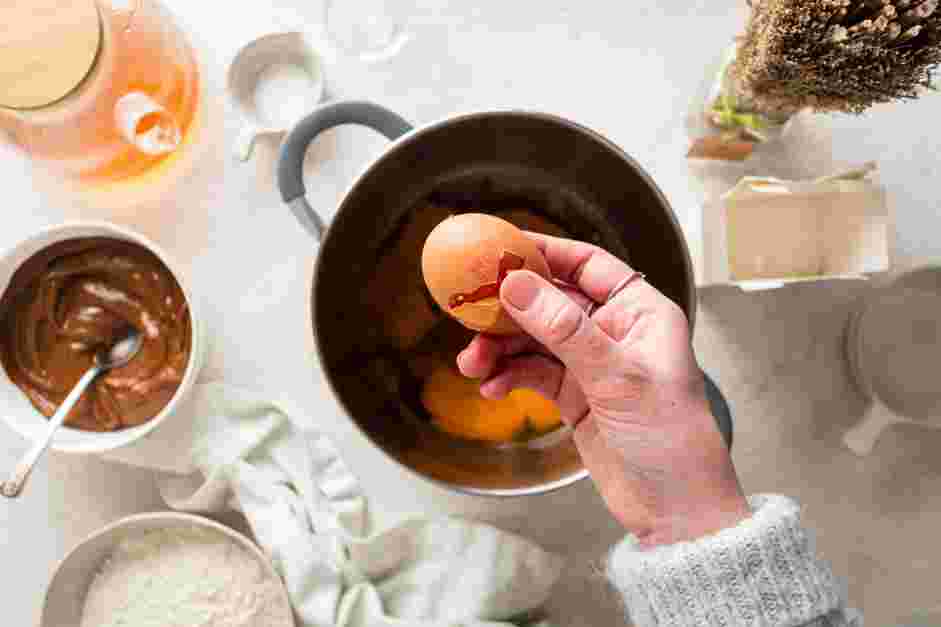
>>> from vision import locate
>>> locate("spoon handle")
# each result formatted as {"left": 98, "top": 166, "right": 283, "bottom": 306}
{"left": 1, "top": 366, "right": 101, "bottom": 498}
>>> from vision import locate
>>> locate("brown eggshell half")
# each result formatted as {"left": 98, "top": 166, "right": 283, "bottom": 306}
{"left": 421, "top": 213, "right": 550, "bottom": 335}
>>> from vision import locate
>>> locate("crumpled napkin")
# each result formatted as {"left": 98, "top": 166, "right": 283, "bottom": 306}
{"left": 698, "top": 163, "right": 889, "bottom": 290}
{"left": 113, "top": 383, "right": 562, "bottom": 627}
{"left": 726, "top": 164, "right": 887, "bottom": 281}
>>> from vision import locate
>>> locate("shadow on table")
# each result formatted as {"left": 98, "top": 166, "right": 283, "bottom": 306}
{"left": 696, "top": 279, "right": 941, "bottom": 624}
{"left": 697, "top": 279, "right": 871, "bottom": 441}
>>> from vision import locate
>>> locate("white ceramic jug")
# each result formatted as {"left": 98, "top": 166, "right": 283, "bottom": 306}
{"left": 843, "top": 267, "right": 941, "bottom": 455}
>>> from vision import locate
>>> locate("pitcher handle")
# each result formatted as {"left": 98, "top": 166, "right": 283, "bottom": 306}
{"left": 277, "top": 101, "right": 413, "bottom": 241}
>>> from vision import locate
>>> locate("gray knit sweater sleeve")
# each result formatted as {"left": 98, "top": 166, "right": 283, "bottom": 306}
{"left": 606, "top": 494, "right": 862, "bottom": 627}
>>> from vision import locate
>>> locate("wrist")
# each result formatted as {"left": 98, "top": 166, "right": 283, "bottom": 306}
{"left": 635, "top": 488, "right": 751, "bottom": 548}
{"left": 588, "top": 398, "right": 751, "bottom": 548}
{"left": 618, "top": 422, "right": 752, "bottom": 548}
{"left": 639, "top": 401, "right": 751, "bottom": 547}
{"left": 607, "top": 496, "right": 849, "bottom": 627}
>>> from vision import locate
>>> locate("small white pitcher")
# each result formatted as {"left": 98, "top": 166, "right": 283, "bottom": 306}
{"left": 227, "top": 32, "right": 326, "bottom": 162}
{"left": 843, "top": 266, "right": 941, "bottom": 456}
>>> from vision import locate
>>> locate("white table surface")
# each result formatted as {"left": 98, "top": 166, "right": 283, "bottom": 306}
{"left": 4, "top": 1, "right": 941, "bottom": 625}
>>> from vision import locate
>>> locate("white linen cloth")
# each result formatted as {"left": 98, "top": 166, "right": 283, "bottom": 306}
{"left": 108, "top": 383, "right": 563, "bottom": 627}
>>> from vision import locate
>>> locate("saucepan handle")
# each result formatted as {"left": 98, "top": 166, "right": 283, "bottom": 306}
{"left": 277, "top": 101, "right": 413, "bottom": 241}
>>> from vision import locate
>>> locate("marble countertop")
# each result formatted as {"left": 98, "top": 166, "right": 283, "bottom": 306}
{"left": 3, "top": 1, "right": 941, "bottom": 625}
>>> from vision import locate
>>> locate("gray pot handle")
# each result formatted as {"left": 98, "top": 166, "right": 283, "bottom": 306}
{"left": 277, "top": 101, "right": 413, "bottom": 240}
{"left": 704, "top": 372, "right": 734, "bottom": 449}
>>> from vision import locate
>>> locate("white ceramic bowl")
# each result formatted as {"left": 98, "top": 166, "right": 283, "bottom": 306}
{"left": 0, "top": 221, "right": 206, "bottom": 454}
{"left": 41, "top": 512, "right": 295, "bottom": 627}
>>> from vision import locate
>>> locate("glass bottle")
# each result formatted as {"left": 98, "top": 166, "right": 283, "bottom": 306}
{"left": 0, "top": 0, "right": 202, "bottom": 190}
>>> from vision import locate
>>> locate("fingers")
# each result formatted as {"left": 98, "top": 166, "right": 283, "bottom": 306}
{"left": 525, "top": 232, "right": 685, "bottom": 348}
{"left": 479, "top": 354, "right": 562, "bottom": 400}
{"left": 480, "top": 354, "right": 589, "bottom": 427}
{"left": 456, "top": 283, "right": 595, "bottom": 379}
{"left": 555, "top": 281, "right": 595, "bottom": 312}
{"left": 457, "top": 333, "right": 534, "bottom": 379}
{"left": 525, "top": 232, "right": 651, "bottom": 305}
{"left": 527, "top": 233, "right": 634, "bottom": 303}
{"left": 500, "top": 270, "right": 617, "bottom": 374}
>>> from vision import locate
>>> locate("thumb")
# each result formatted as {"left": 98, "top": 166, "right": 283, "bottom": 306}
{"left": 500, "top": 270, "right": 617, "bottom": 373}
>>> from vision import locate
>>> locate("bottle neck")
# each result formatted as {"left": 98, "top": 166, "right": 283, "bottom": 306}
{"left": 0, "top": 0, "right": 104, "bottom": 112}
{"left": 1, "top": 5, "right": 108, "bottom": 121}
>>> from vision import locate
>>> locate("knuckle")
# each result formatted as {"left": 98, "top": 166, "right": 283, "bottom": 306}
{"left": 582, "top": 327, "right": 612, "bottom": 363}
{"left": 661, "top": 300, "right": 690, "bottom": 331}
{"left": 544, "top": 300, "right": 585, "bottom": 346}
{"left": 533, "top": 359, "right": 563, "bottom": 398}
{"left": 567, "top": 245, "right": 602, "bottom": 283}
{"left": 607, "top": 304, "right": 643, "bottom": 342}
{"left": 583, "top": 244, "right": 608, "bottom": 263}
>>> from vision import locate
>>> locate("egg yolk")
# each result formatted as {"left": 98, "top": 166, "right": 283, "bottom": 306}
{"left": 421, "top": 364, "right": 562, "bottom": 442}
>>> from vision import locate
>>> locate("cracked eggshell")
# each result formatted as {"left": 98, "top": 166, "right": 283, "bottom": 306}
{"left": 421, "top": 213, "right": 550, "bottom": 335}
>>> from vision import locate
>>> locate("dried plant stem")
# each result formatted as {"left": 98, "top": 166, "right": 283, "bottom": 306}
{"left": 733, "top": 0, "right": 941, "bottom": 114}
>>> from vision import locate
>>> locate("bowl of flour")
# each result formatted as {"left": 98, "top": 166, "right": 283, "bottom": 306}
{"left": 41, "top": 512, "right": 295, "bottom": 627}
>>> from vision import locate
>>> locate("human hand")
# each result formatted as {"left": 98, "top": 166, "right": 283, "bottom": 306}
{"left": 457, "top": 233, "right": 750, "bottom": 547}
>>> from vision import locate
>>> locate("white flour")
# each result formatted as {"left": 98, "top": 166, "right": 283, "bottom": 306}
{"left": 80, "top": 525, "right": 293, "bottom": 627}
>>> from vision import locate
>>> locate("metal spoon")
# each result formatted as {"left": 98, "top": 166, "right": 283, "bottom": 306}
{"left": 0, "top": 329, "right": 143, "bottom": 499}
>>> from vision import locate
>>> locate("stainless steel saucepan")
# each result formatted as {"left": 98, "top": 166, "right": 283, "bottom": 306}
{"left": 277, "top": 101, "right": 732, "bottom": 497}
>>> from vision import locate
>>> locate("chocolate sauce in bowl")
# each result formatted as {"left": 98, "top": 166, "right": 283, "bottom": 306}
{"left": 0, "top": 238, "right": 191, "bottom": 431}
